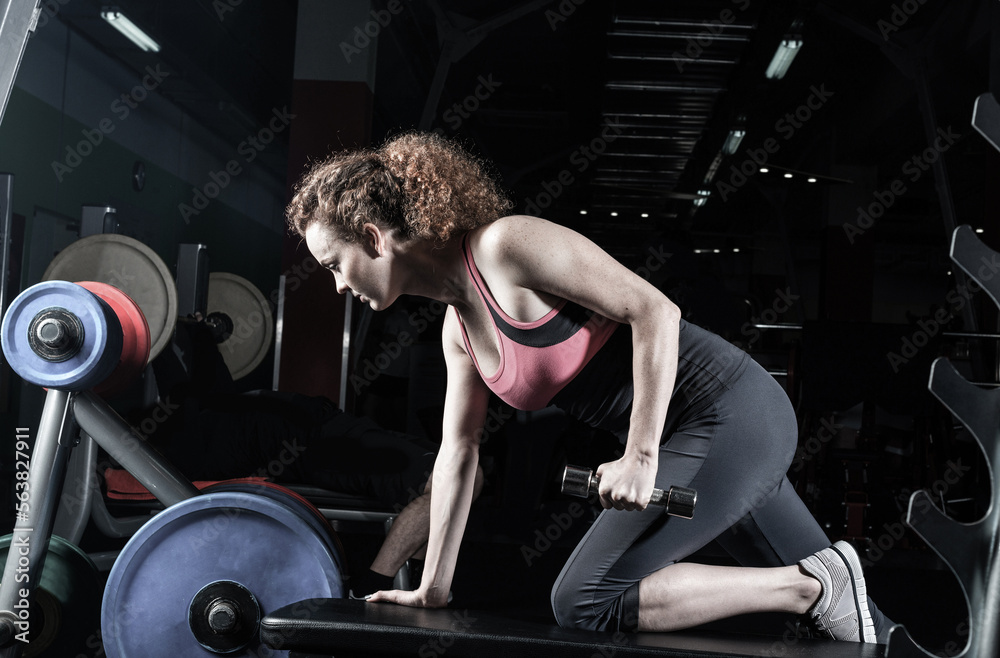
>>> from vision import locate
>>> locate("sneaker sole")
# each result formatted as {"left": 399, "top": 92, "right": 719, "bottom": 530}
{"left": 830, "top": 541, "right": 877, "bottom": 643}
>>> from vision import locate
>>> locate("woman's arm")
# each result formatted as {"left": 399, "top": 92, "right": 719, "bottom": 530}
{"left": 368, "top": 310, "right": 490, "bottom": 606}
{"left": 477, "top": 215, "right": 681, "bottom": 511}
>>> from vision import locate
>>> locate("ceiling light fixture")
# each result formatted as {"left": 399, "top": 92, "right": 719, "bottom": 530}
{"left": 694, "top": 189, "right": 711, "bottom": 207}
{"left": 101, "top": 9, "right": 161, "bottom": 52}
{"left": 765, "top": 39, "right": 801, "bottom": 80}
{"left": 722, "top": 129, "right": 746, "bottom": 155}
{"left": 783, "top": 173, "right": 793, "bottom": 179}
{"left": 760, "top": 167, "right": 769, "bottom": 173}
{"left": 703, "top": 152, "right": 724, "bottom": 184}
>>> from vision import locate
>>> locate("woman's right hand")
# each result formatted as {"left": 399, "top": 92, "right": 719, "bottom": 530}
{"left": 595, "top": 454, "right": 657, "bottom": 512}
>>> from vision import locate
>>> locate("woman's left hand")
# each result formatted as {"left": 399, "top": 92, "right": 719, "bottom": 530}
{"left": 367, "top": 587, "right": 449, "bottom": 608}
{"left": 595, "top": 455, "right": 657, "bottom": 511}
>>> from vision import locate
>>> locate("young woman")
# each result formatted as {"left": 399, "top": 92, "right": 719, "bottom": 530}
{"left": 286, "top": 132, "right": 892, "bottom": 643}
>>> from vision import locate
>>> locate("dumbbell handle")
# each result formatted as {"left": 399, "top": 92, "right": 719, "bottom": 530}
{"left": 561, "top": 465, "right": 697, "bottom": 519}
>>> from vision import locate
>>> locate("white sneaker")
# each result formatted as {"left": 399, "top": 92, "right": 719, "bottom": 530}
{"left": 798, "top": 541, "right": 876, "bottom": 643}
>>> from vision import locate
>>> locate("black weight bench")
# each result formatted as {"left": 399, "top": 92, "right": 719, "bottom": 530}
{"left": 261, "top": 598, "right": 885, "bottom": 658}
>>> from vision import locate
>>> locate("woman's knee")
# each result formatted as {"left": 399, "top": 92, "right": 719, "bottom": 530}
{"left": 550, "top": 582, "right": 587, "bottom": 630}
{"left": 550, "top": 582, "right": 614, "bottom": 632}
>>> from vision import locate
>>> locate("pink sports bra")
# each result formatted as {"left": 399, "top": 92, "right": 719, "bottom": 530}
{"left": 454, "top": 235, "right": 620, "bottom": 410}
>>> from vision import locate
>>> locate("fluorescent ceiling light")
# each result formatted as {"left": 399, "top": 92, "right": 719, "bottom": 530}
{"left": 765, "top": 39, "right": 801, "bottom": 80}
{"left": 703, "top": 152, "right": 724, "bottom": 184}
{"left": 102, "top": 10, "right": 161, "bottom": 52}
{"left": 722, "top": 129, "right": 745, "bottom": 155}
{"left": 694, "top": 189, "right": 710, "bottom": 207}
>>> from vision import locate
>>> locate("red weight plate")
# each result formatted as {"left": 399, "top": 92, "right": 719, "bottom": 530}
{"left": 78, "top": 281, "right": 151, "bottom": 398}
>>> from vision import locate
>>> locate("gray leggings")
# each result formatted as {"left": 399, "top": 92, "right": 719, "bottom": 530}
{"left": 551, "top": 362, "right": 890, "bottom": 636}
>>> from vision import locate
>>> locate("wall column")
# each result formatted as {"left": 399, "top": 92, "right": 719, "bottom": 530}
{"left": 278, "top": 0, "right": 377, "bottom": 404}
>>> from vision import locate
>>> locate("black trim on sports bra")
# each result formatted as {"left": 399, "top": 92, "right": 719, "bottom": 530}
{"left": 463, "top": 235, "right": 594, "bottom": 348}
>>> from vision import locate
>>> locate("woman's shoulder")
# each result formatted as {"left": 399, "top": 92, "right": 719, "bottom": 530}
{"left": 470, "top": 214, "right": 553, "bottom": 258}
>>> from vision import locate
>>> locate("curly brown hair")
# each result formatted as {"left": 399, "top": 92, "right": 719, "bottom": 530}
{"left": 286, "top": 132, "right": 511, "bottom": 245}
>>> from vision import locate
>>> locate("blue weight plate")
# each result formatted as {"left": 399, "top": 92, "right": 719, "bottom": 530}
{"left": 101, "top": 492, "right": 346, "bottom": 658}
{"left": 1, "top": 281, "right": 123, "bottom": 390}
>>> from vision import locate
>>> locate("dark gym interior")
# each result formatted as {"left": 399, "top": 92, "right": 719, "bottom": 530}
{"left": 1, "top": 0, "right": 998, "bottom": 656}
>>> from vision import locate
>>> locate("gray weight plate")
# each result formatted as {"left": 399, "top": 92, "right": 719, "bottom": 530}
{"left": 42, "top": 234, "right": 177, "bottom": 361}
{"left": 206, "top": 272, "right": 274, "bottom": 379}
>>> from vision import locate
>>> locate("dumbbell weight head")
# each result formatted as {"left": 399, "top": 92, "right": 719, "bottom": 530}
{"left": 561, "top": 465, "right": 697, "bottom": 519}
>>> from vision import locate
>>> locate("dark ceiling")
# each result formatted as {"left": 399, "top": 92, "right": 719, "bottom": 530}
{"left": 47, "top": 0, "right": 1000, "bottom": 325}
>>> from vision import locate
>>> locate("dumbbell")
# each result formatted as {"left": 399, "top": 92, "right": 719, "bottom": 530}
{"left": 561, "top": 465, "right": 697, "bottom": 519}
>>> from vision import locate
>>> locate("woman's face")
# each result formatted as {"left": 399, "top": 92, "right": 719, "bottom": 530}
{"left": 305, "top": 222, "right": 396, "bottom": 311}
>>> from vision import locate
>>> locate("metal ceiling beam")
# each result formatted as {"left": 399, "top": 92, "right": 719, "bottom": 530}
{"left": 418, "top": 0, "right": 551, "bottom": 130}
{"left": 0, "top": 0, "right": 41, "bottom": 126}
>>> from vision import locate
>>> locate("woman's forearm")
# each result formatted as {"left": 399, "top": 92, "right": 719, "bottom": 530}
{"left": 418, "top": 441, "right": 480, "bottom": 604}
{"left": 626, "top": 301, "right": 681, "bottom": 460}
